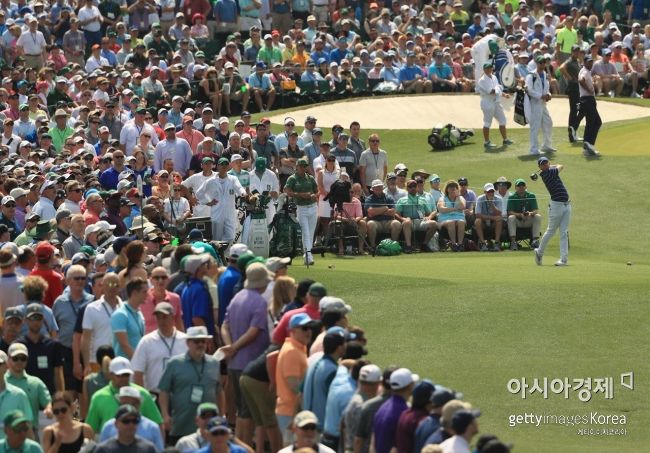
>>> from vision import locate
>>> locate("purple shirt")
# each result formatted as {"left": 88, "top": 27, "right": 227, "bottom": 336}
{"left": 373, "top": 394, "right": 408, "bottom": 453}
{"left": 224, "top": 288, "right": 269, "bottom": 370}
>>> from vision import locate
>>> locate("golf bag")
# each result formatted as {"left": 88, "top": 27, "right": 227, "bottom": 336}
{"left": 427, "top": 123, "right": 474, "bottom": 150}
{"left": 513, "top": 87, "right": 528, "bottom": 125}
{"left": 269, "top": 196, "right": 303, "bottom": 258}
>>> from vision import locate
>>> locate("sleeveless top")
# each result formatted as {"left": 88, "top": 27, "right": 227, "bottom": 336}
{"left": 49, "top": 425, "right": 85, "bottom": 453}
{"left": 437, "top": 195, "right": 465, "bottom": 222}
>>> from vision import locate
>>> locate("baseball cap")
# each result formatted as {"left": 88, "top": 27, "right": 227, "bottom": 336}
{"left": 537, "top": 156, "right": 549, "bottom": 165}
{"left": 197, "top": 402, "right": 218, "bottom": 417}
{"left": 308, "top": 282, "right": 327, "bottom": 297}
{"left": 8, "top": 342, "right": 28, "bottom": 358}
{"left": 483, "top": 183, "right": 495, "bottom": 192}
{"left": 35, "top": 242, "right": 56, "bottom": 260}
{"left": 4, "top": 307, "right": 23, "bottom": 321}
{"left": 25, "top": 303, "right": 43, "bottom": 319}
{"left": 359, "top": 364, "right": 382, "bottom": 383}
{"left": 229, "top": 243, "right": 249, "bottom": 259}
{"left": 265, "top": 256, "right": 290, "bottom": 273}
{"left": 115, "top": 404, "right": 139, "bottom": 421}
{"left": 153, "top": 302, "right": 174, "bottom": 316}
{"left": 207, "top": 416, "right": 230, "bottom": 434}
{"left": 319, "top": 296, "right": 352, "bottom": 314}
{"left": 3, "top": 410, "right": 29, "bottom": 430}
{"left": 390, "top": 368, "right": 420, "bottom": 390}
{"left": 371, "top": 179, "right": 384, "bottom": 189}
{"left": 293, "top": 410, "right": 318, "bottom": 428}
{"left": 451, "top": 409, "right": 482, "bottom": 433}
{"left": 289, "top": 313, "right": 316, "bottom": 329}
{"left": 109, "top": 357, "right": 134, "bottom": 375}
{"left": 118, "top": 386, "right": 142, "bottom": 400}
{"left": 297, "top": 158, "right": 309, "bottom": 167}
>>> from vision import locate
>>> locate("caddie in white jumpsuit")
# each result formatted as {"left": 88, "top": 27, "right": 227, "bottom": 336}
{"left": 524, "top": 55, "right": 556, "bottom": 156}
{"left": 476, "top": 62, "right": 514, "bottom": 149}
{"left": 196, "top": 157, "right": 246, "bottom": 242}
{"left": 248, "top": 156, "right": 280, "bottom": 225}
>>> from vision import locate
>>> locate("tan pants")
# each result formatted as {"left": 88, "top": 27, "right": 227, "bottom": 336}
{"left": 507, "top": 214, "right": 542, "bottom": 238}
{"left": 23, "top": 54, "right": 44, "bottom": 71}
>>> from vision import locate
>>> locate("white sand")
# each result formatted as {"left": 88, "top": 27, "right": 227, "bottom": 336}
{"left": 268, "top": 94, "right": 650, "bottom": 129}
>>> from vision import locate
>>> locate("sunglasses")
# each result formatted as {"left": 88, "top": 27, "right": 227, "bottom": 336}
{"left": 72, "top": 276, "right": 87, "bottom": 281}
{"left": 285, "top": 123, "right": 295, "bottom": 127}
{"left": 300, "top": 424, "right": 317, "bottom": 431}
{"left": 120, "top": 418, "right": 140, "bottom": 425}
{"left": 190, "top": 339, "right": 206, "bottom": 344}
{"left": 152, "top": 275, "right": 168, "bottom": 280}
{"left": 200, "top": 412, "right": 218, "bottom": 419}
{"left": 211, "top": 431, "right": 229, "bottom": 437}
{"left": 53, "top": 406, "right": 68, "bottom": 415}
{"left": 159, "top": 175, "right": 169, "bottom": 179}
{"left": 28, "top": 315, "right": 43, "bottom": 321}
{"left": 369, "top": 139, "right": 380, "bottom": 143}
{"left": 4, "top": 203, "right": 16, "bottom": 207}
{"left": 407, "top": 184, "right": 417, "bottom": 188}
{"left": 11, "top": 355, "right": 27, "bottom": 362}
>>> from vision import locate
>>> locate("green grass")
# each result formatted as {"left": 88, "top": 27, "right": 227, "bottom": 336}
{"left": 255, "top": 98, "right": 650, "bottom": 451}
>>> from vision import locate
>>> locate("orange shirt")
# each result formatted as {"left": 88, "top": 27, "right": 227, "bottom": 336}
{"left": 610, "top": 53, "right": 631, "bottom": 74}
{"left": 275, "top": 336, "right": 308, "bottom": 416}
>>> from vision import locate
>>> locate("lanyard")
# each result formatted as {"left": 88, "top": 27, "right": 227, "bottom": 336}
{"left": 101, "top": 300, "right": 116, "bottom": 319}
{"left": 191, "top": 357, "right": 205, "bottom": 382}
{"left": 127, "top": 305, "right": 144, "bottom": 337}
{"left": 159, "top": 331, "right": 177, "bottom": 357}
{"left": 68, "top": 299, "right": 81, "bottom": 317}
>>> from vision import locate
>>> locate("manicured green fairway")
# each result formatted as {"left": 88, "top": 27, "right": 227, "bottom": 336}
{"left": 258, "top": 98, "right": 650, "bottom": 452}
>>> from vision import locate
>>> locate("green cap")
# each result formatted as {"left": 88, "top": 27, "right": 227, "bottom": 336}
{"left": 19, "top": 103, "right": 29, "bottom": 110}
{"left": 515, "top": 178, "right": 526, "bottom": 186}
{"left": 201, "top": 156, "right": 214, "bottom": 164}
{"left": 297, "top": 158, "right": 309, "bottom": 166}
{"left": 308, "top": 282, "right": 327, "bottom": 297}
{"left": 195, "top": 51, "right": 205, "bottom": 58}
{"left": 217, "top": 157, "right": 229, "bottom": 166}
{"left": 191, "top": 241, "right": 218, "bottom": 260}
{"left": 535, "top": 55, "right": 546, "bottom": 63}
{"left": 255, "top": 157, "right": 267, "bottom": 170}
{"left": 246, "top": 256, "right": 266, "bottom": 269}
{"left": 4, "top": 410, "right": 30, "bottom": 430}
{"left": 197, "top": 402, "right": 218, "bottom": 417}
{"left": 429, "top": 174, "right": 440, "bottom": 182}
{"left": 79, "top": 245, "right": 97, "bottom": 257}
{"left": 483, "top": 62, "right": 493, "bottom": 69}
{"left": 135, "top": 107, "right": 147, "bottom": 114}
{"left": 236, "top": 251, "right": 257, "bottom": 273}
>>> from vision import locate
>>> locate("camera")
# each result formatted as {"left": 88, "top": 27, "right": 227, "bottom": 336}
{"left": 530, "top": 172, "right": 538, "bottom": 181}
{"left": 325, "top": 179, "right": 352, "bottom": 211}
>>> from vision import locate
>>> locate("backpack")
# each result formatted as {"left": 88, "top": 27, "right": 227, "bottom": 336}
{"left": 376, "top": 239, "right": 402, "bottom": 256}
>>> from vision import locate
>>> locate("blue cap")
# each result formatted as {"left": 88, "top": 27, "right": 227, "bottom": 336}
{"left": 537, "top": 156, "right": 549, "bottom": 166}
{"left": 317, "top": 57, "right": 327, "bottom": 65}
{"left": 207, "top": 416, "right": 230, "bottom": 434}
{"left": 255, "top": 61, "right": 266, "bottom": 69}
{"left": 289, "top": 313, "right": 315, "bottom": 329}
{"left": 326, "top": 326, "right": 356, "bottom": 340}
{"left": 188, "top": 229, "right": 203, "bottom": 240}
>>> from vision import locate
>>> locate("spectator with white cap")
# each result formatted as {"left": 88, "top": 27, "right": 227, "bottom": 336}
{"left": 0, "top": 195, "right": 21, "bottom": 241}
{"left": 180, "top": 253, "right": 217, "bottom": 337}
{"left": 85, "top": 356, "right": 162, "bottom": 434}
{"left": 216, "top": 243, "right": 248, "bottom": 327}
{"left": 98, "top": 386, "right": 165, "bottom": 451}
{"left": 341, "top": 363, "right": 382, "bottom": 452}
{"left": 0, "top": 250, "right": 25, "bottom": 318}
{"left": 158, "top": 326, "right": 222, "bottom": 443}
{"left": 277, "top": 410, "right": 335, "bottom": 453}
{"left": 31, "top": 180, "right": 57, "bottom": 222}
{"left": 248, "top": 62, "right": 276, "bottom": 112}
{"left": 372, "top": 367, "right": 419, "bottom": 453}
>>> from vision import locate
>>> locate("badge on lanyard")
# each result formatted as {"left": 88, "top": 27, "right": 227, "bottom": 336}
{"left": 38, "top": 356, "right": 48, "bottom": 369}
{"left": 190, "top": 384, "right": 204, "bottom": 403}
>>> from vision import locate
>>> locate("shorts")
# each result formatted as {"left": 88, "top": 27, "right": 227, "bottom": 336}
{"left": 412, "top": 219, "right": 435, "bottom": 231}
{"left": 228, "top": 369, "right": 251, "bottom": 419}
{"left": 481, "top": 99, "right": 507, "bottom": 127}
{"left": 239, "top": 375, "right": 277, "bottom": 427}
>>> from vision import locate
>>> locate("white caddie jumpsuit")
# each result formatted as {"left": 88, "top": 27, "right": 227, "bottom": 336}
{"left": 476, "top": 72, "right": 507, "bottom": 127}
{"left": 196, "top": 174, "right": 246, "bottom": 242}
{"left": 524, "top": 70, "right": 554, "bottom": 154}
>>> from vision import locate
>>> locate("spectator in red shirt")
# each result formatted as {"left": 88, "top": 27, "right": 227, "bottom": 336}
{"left": 271, "top": 282, "right": 326, "bottom": 345}
{"left": 28, "top": 242, "right": 64, "bottom": 308}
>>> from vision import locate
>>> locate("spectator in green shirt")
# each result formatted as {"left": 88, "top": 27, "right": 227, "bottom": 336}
{"left": 48, "top": 109, "right": 74, "bottom": 155}
{"left": 0, "top": 410, "right": 42, "bottom": 453}
{"left": 257, "top": 34, "right": 283, "bottom": 66}
{"left": 0, "top": 351, "right": 34, "bottom": 442}
{"left": 395, "top": 179, "right": 438, "bottom": 253}
{"left": 4, "top": 343, "right": 51, "bottom": 434}
{"left": 85, "top": 356, "right": 162, "bottom": 434}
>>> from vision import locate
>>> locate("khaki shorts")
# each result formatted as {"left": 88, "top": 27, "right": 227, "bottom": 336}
{"left": 239, "top": 375, "right": 278, "bottom": 427}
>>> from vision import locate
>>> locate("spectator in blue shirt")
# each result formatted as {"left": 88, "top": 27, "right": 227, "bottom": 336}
{"left": 399, "top": 52, "right": 433, "bottom": 93}
{"left": 329, "top": 37, "right": 353, "bottom": 65}
{"left": 216, "top": 245, "right": 247, "bottom": 326}
{"left": 429, "top": 52, "right": 457, "bottom": 92}
{"left": 310, "top": 39, "right": 330, "bottom": 65}
{"left": 379, "top": 55, "right": 400, "bottom": 84}
{"left": 302, "top": 328, "right": 348, "bottom": 430}
{"left": 467, "top": 13, "right": 483, "bottom": 38}
{"left": 181, "top": 253, "right": 216, "bottom": 335}
{"left": 248, "top": 62, "right": 276, "bottom": 112}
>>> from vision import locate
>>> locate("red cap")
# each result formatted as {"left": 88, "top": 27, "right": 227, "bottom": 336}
{"left": 271, "top": 30, "right": 280, "bottom": 37}
{"left": 126, "top": 188, "right": 140, "bottom": 198}
{"left": 260, "top": 117, "right": 271, "bottom": 124}
{"left": 35, "top": 241, "right": 56, "bottom": 260}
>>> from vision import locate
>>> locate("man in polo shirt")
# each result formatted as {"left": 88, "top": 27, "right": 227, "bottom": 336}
{"left": 365, "top": 179, "right": 402, "bottom": 250}
{"left": 119, "top": 107, "right": 159, "bottom": 156}
{"left": 534, "top": 157, "right": 571, "bottom": 266}
{"left": 155, "top": 122, "right": 193, "bottom": 176}
{"left": 132, "top": 302, "right": 188, "bottom": 394}
{"left": 32, "top": 180, "right": 57, "bottom": 221}
{"left": 158, "top": 326, "right": 221, "bottom": 443}
{"left": 395, "top": 179, "right": 438, "bottom": 253}
{"left": 372, "top": 368, "right": 419, "bottom": 453}
{"left": 507, "top": 178, "right": 542, "bottom": 250}
{"left": 180, "top": 253, "right": 216, "bottom": 338}
{"left": 358, "top": 134, "right": 388, "bottom": 195}
{"left": 330, "top": 132, "right": 357, "bottom": 179}
{"left": 302, "top": 329, "right": 348, "bottom": 430}
{"left": 555, "top": 16, "right": 577, "bottom": 63}
{"left": 4, "top": 343, "right": 51, "bottom": 435}
{"left": 473, "top": 183, "right": 505, "bottom": 252}
{"left": 216, "top": 244, "right": 248, "bottom": 327}
{"left": 221, "top": 263, "right": 272, "bottom": 444}
{"left": 28, "top": 242, "right": 64, "bottom": 308}
{"left": 85, "top": 357, "right": 162, "bottom": 434}
{"left": 0, "top": 409, "right": 39, "bottom": 449}
{"left": 99, "top": 149, "right": 128, "bottom": 190}
{"left": 0, "top": 196, "right": 21, "bottom": 240}
{"left": 0, "top": 308, "right": 24, "bottom": 353}
{"left": 284, "top": 158, "right": 318, "bottom": 265}
{"left": 275, "top": 313, "right": 316, "bottom": 444}
{"left": 272, "top": 282, "right": 326, "bottom": 345}
{"left": 111, "top": 278, "right": 147, "bottom": 359}
{"left": 16, "top": 303, "right": 64, "bottom": 396}
{"left": 278, "top": 410, "right": 335, "bottom": 453}
{"left": 49, "top": 109, "right": 73, "bottom": 153}
{"left": 248, "top": 157, "right": 280, "bottom": 224}
{"left": 94, "top": 404, "right": 157, "bottom": 453}
{"left": 400, "top": 51, "right": 433, "bottom": 94}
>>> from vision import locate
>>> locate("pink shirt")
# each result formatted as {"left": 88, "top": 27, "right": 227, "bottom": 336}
{"left": 176, "top": 129, "right": 205, "bottom": 155}
{"left": 141, "top": 288, "right": 183, "bottom": 333}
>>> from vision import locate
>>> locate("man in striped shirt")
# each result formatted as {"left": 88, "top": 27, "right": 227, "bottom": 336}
{"left": 534, "top": 157, "right": 571, "bottom": 267}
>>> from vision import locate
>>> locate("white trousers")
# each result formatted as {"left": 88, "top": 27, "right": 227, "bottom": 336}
{"left": 526, "top": 100, "right": 553, "bottom": 152}
{"left": 297, "top": 203, "right": 318, "bottom": 253}
{"left": 481, "top": 99, "right": 507, "bottom": 127}
{"left": 212, "top": 215, "right": 238, "bottom": 242}
{"left": 538, "top": 201, "right": 571, "bottom": 262}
